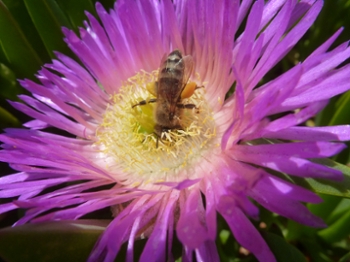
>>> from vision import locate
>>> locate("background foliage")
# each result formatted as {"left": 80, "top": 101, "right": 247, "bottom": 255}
{"left": 0, "top": 0, "right": 350, "bottom": 261}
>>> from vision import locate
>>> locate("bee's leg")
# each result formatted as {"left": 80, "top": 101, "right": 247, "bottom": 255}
{"left": 154, "top": 124, "right": 162, "bottom": 148}
{"left": 177, "top": 103, "right": 199, "bottom": 114}
{"left": 154, "top": 124, "right": 182, "bottom": 148}
{"left": 132, "top": 98, "right": 157, "bottom": 108}
{"left": 176, "top": 103, "right": 197, "bottom": 109}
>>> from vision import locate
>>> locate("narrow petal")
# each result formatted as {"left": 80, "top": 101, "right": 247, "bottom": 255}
{"left": 177, "top": 187, "right": 209, "bottom": 249}
{"left": 201, "top": 178, "right": 217, "bottom": 240}
{"left": 195, "top": 241, "right": 219, "bottom": 262}
{"left": 217, "top": 196, "right": 276, "bottom": 262}
{"left": 264, "top": 125, "right": 350, "bottom": 141}
{"left": 140, "top": 192, "right": 179, "bottom": 262}
{"left": 233, "top": 148, "right": 343, "bottom": 180}
{"left": 88, "top": 195, "right": 157, "bottom": 262}
{"left": 232, "top": 142, "right": 346, "bottom": 159}
{"left": 250, "top": 174, "right": 326, "bottom": 227}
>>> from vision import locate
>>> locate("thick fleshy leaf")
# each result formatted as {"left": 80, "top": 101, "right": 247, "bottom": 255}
{"left": 307, "top": 195, "right": 343, "bottom": 222}
{"left": 329, "top": 90, "right": 350, "bottom": 126}
{"left": 1, "top": 0, "right": 51, "bottom": 62}
{"left": 263, "top": 232, "right": 307, "bottom": 262}
{"left": 0, "top": 106, "right": 20, "bottom": 129}
{"left": 56, "top": 0, "right": 96, "bottom": 30}
{"left": 23, "top": 0, "right": 73, "bottom": 58}
{"left": 303, "top": 159, "right": 350, "bottom": 198}
{"left": 326, "top": 198, "right": 350, "bottom": 225}
{"left": 299, "top": 237, "right": 333, "bottom": 262}
{"left": 339, "top": 252, "right": 350, "bottom": 262}
{"left": 330, "top": 91, "right": 350, "bottom": 162}
{"left": 96, "top": 0, "right": 116, "bottom": 11}
{"left": 0, "top": 63, "right": 23, "bottom": 100}
{"left": 0, "top": 220, "right": 110, "bottom": 262}
{"left": 318, "top": 208, "right": 350, "bottom": 243}
{"left": 0, "top": 2, "right": 42, "bottom": 78}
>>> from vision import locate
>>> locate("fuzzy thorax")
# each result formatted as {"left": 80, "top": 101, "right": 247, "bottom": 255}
{"left": 95, "top": 70, "right": 217, "bottom": 188}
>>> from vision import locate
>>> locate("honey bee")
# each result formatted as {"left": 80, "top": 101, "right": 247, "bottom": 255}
{"left": 132, "top": 49, "right": 199, "bottom": 146}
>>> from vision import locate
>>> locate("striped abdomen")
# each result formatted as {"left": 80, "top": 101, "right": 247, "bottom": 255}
{"left": 157, "top": 50, "right": 185, "bottom": 103}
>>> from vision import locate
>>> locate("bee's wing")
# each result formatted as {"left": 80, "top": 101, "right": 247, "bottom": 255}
{"left": 181, "top": 55, "right": 194, "bottom": 87}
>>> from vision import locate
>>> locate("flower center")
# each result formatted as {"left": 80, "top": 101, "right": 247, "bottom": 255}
{"left": 94, "top": 70, "right": 217, "bottom": 188}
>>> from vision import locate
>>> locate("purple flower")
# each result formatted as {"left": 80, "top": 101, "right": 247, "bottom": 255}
{"left": 1, "top": 0, "right": 350, "bottom": 261}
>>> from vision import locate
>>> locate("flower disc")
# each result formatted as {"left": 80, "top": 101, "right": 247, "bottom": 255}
{"left": 95, "top": 70, "right": 217, "bottom": 187}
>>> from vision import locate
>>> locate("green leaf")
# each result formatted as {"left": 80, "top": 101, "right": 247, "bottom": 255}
{"left": 325, "top": 198, "right": 350, "bottom": 224}
{"left": 307, "top": 195, "right": 342, "bottom": 221}
{"left": 300, "top": 237, "right": 333, "bottom": 262}
{"left": 315, "top": 97, "right": 337, "bottom": 126}
{"left": 56, "top": 0, "right": 96, "bottom": 30}
{"left": 0, "top": 220, "right": 110, "bottom": 262}
{"left": 339, "top": 252, "right": 350, "bottom": 262}
{"left": 1, "top": 0, "right": 51, "bottom": 63}
{"left": 285, "top": 220, "right": 315, "bottom": 242}
{"left": 95, "top": 0, "right": 116, "bottom": 10}
{"left": 263, "top": 231, "right": 307, "bottom": 262}
{"left": 330, "top": 92, "right": 350, "bottom": 163}
{"left": 0, "top": 63, "right": 24, "bottom": 100}
{"left": 304, "top": 159, "right": 350, "bottom": 198}
{"left": 329, "top": 91, "right": 350, "bottom": 126}
{"left": 318, "top": 208, "right": 350, "bottom": 243}
{"left": 0, "top": 105, "right": 21, "bottom": 128}
{"left": 0, "top": 1, "right": 42, "bottom": 79}
{"left": 23, "top": 0, "right": 73, "bottom": 58}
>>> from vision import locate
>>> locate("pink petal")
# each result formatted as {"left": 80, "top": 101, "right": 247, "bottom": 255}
{"left": 177, "top": 188, "right": 209, "bottom": 249}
